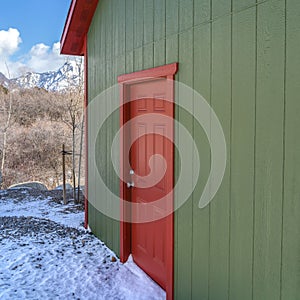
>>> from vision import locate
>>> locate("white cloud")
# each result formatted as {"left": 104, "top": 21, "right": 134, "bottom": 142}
{"left": 0, "top": 28, "right": 22, "bottom": 57}
{"left": 0, "top": 28, "right": 23, "bottom": 77}
{"left": 25, "top": 42, "right": 70, "bottom": 73}
{"left": 0, "top": 27, "right": 77, "bottom": 78}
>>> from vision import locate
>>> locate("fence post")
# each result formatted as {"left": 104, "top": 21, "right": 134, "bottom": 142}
{"left": 62, "top": 144, "right": 67, "bottom": 204}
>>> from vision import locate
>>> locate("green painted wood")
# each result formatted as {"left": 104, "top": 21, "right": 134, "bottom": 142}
{"left": 112, "top": 55, "right": 125, "bottom": 254}
{"left": 144, "top": 0, "right": 154, "bottom": 45}
{"left": 175, "top": 29, "right": 194, "bottom": 300}
{"left": 166, "top": 0, "right": 178, "bottom": 36}
{"left": 212, "top": 0, "right": 231, "bottom": 19}
{"left": 134, "top": 0, "right": 144, "bottom": 48}
{"left": 154, "top": 0, "right": 166, "bottom": 41}
{"left": 115, "top": 0, "right": 126, "bottom": 57}
{"left": 99, "top": 2, "right": 107, "bottom": 71}
{"left": 104, "top": 0, "right": 112, "bottom": 65}
{"left": 106, "top": 59, "right": 113, "bottom": 248}
{"left": 281, "top": 0, "right": 300, "bottom": 299}
{"left": 230, "top": 7, "right": 256, "bottom": 300}
{"left": 133, "top": 47, "right": 143, "bottom": 72}
{"left": 166, "top": 34, "right": 178, "bottom": 64}
{"left": 125, "top": 51, "right": 134, "bottom": 74}
{"left": 166, "top": 30, "right": 180, "bottom": 300}
{"left": 179, "top": 0, "right": 193, "bottom": 32}
{"left": 98, "top": 60, "right": 108, "bottom": 243}
{"left": 125, "top": 0, "right": 134, "bottom": 51}
{"left": 154, "top": 39, "right": 166, "bottom": 67}
{"left": 192, "top": 23, "right": 211, "bottom": 300}
{"left": 209, "top": 15, "right": 231, "bottom": 300}
{"left": 143, "top": 43, "right": 154, "bottom": 69}
{"left": 86, "top": 1, "right": 300, "bottom": 299}
{"left": 233, "top": 0, "right": 255, "bottom": 12}
{"left": 99, "top": 2, "right": 108, "bottom": 243}
{"left": 87, "top": 18, "right": 96, "bottom": 236}
{"left": 194, "top": 0, "right": 211, "bottom": 25}
{"left": 253, "top": 1, "right": 285, "bottom": 299}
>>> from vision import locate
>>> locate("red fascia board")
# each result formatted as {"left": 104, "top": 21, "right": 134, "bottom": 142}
{"left": 60, "top": 0, "right": 98, "bottom": 56}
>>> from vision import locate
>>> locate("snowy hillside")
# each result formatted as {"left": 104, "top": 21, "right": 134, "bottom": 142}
{"left": 0, "top": 60, "right": 83, "bottom": 92}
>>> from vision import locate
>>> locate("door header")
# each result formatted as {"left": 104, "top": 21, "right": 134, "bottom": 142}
{"left": 118, "top": 63, "right": 178, "bottom": 84}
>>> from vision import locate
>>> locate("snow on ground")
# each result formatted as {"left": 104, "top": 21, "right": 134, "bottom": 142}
{"left": 0, "top": 189, "right": 166, "bottom": 300}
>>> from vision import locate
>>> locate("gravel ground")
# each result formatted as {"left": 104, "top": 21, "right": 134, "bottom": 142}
{"left": 0, "top": 189, "right": 165, "bottom": 300}
{"left": 0, "top": 216, "right": 83, "bottom": 239}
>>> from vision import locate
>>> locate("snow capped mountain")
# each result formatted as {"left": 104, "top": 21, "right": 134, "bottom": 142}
{"left": 0, "top": 60, "right": 83, "bottom": 92}
{"left": 0, "top": 72, "right": 10, "bottom": 88}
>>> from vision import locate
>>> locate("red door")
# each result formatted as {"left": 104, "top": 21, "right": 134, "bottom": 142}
{"left": 128, "top": 78, "right": 174, "bottom": 292}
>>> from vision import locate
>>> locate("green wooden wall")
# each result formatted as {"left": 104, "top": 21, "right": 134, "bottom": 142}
{"left": 87, "top": 0, "right": 300, "bottom": 299}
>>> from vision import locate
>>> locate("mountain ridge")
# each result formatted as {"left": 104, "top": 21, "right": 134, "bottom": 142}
{"left": 0, "top": 60, "right": 83, "bottom": 92}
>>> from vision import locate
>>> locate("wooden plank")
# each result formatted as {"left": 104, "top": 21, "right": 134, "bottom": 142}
{"left": 253, "top": 0, "right": 285, "bottom": 299}
{"left": 194, "top": 0, "right": 211, "bottom": 26}
{"left": 166, "top": 34, "right": 178, "bottom": 64}
{"left": 179, "top": 0, "right": 193, "bottom": 32}
{"left": 106, "top": 57, "right": 113, "bottom": 248}
{"left": 167, "top": 31, "right": 180, "bottom": 300}
{"left": 144, "top": 0, "right": 154, "bottom": 44}
{"left": 87, "top": 24, "right": 96, "bottom": 233}
{"left": 115, "top": 0, "right": 126, "bottom": 57}
{"left": 212, "top": 0, "right": 231, "bottom": 19}
{"left": 143, "top": 43, "right": 154, "bottom": 69}
{"left": 233, "top": 0, "right": 255, "bottom": 12}
{"left": 104, "top": 0, "right": 112, "bottom": 65}
{"left": 126, "top": 51, "right": 134, "bottom": 74}
{"left": 192, "top": 23, "right": 211, "bottom": 300}
{"left": 154, "top": 39, "right": 166, "bottom": 67}
{"left": 97, "top": 59, "right": 108, "bottom": 242}
{"left": 209, "top": 14, "right": 231, "bottom": 300}
{"left": 111, "top": 56, "right": 122, "bottom": 255}
{"left": 125, "top": 0, "right": 134, "bottom": 52}
{"left": 134, "top": 0, "right": 144, "bottom": 48}
{"left": 99, "top": 2, "right": 109, "bottom": 244}
{"left": 281, "top": 0, "right": 300, "bottom": 298}
{"left": 175, "top": 29, "right": 194, "bottom": 300}
{"left": 95, "top": 91, "right": 106, "bottom": 241}
{"left": 133, "top": 47, "right": 143, "bottom": 72}
{"left": 99, "top": 1, "right": 107, "bottom": 72}
{"left": 154, "top": 0, "right": 166, "bottom": 41}
{"left": 166, "top": 0, "right": 178, "bottom": 36}
{"left": 230, "top": 7, "right": 256, "bottom": 300}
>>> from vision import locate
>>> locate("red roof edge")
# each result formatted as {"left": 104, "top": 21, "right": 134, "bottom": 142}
{"left": 60, "top": 0, "right": 98, "bottom": 56}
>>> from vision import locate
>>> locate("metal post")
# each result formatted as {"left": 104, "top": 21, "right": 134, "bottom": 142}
{"left": 62, "top": 144, "right": 67, "bottom": 204}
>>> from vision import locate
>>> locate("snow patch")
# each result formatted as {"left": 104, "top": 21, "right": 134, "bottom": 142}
{"left": 0, "top": 190, "right": 166, "bottom": 299}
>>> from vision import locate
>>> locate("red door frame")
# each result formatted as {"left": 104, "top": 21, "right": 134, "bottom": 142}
{"left": 118, "top": 63, "right": 178, "bottom": 300}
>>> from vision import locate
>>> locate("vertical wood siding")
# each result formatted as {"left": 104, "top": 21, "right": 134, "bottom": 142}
{"left": 87, "top": 0, "right": 300, "bottom": 298}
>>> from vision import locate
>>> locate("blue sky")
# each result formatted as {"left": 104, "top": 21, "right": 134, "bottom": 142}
{"left": 0, "top": 0, "right": 73, "bottom": 77}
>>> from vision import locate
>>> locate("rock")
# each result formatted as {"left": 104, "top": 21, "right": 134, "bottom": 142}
{"left": 8, "top": 182, "right": 48, "bottom": 191}
{"left": 55, "top": 184, "right": 73, "bottom": 191}
{"left": 111, "top": 256, "right": 117, "bottom": 263}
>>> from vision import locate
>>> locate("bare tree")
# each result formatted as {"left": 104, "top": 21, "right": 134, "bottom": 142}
{"left": 0, "top": 64, "right": 13, "bottom": 188}
{"left": 62, "top": 58, "right": 84, "bottom": 203}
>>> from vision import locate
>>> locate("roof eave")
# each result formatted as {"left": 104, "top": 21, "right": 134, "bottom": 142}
{"left": 60, "top": 0, "right": 98, "bottom": 56}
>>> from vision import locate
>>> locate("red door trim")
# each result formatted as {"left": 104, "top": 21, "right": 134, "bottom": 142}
{"left": 118, "top": 63, "right": 178, "bottom": 300}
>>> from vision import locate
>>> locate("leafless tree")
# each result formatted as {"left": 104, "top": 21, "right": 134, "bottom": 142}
{"left": 61, "top": 58, "right": 84, "bottom": 203}
{"left": 0, "top": 64, "right": 13, "bottom": 188}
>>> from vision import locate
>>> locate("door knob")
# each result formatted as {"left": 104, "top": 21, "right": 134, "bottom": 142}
{"left": 127, "top": 181, "right": 135, "bottom": 188}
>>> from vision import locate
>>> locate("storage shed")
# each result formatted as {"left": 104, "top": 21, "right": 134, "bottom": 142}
{"left": 61, "top": 0, "right": 300, "bottom": 299}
